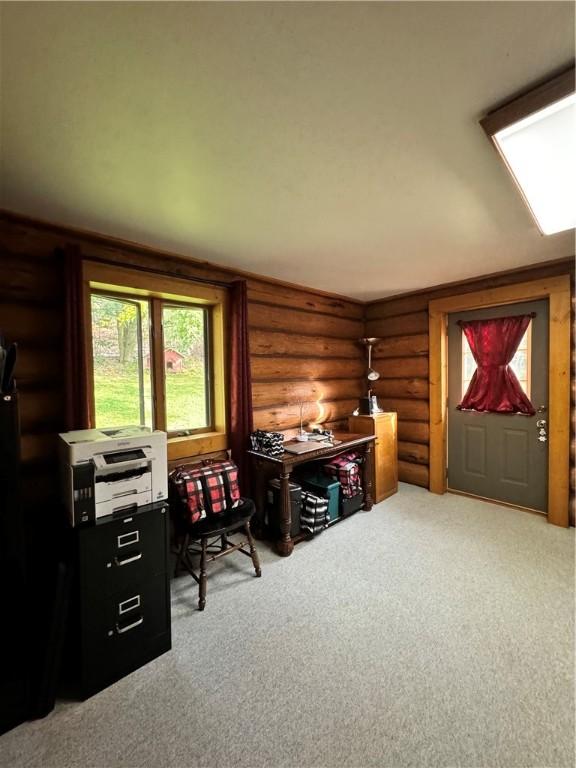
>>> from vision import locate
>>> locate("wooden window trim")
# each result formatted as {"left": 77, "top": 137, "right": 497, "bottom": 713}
{"left": 428, "top": 275, "right": 571, "bottom": 528}
{"left": 83, "top": 260, "right": 228, "bottom": 461}
{"left": 150, "top": 297, "right": 166, "bottom": 432}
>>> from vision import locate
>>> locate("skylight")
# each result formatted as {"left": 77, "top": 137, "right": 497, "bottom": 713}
{"left": 493, "top": 93, "right": 576, "bottom": 235}
{"left": 481, "top": 67, "right": 576, "bottom": 236}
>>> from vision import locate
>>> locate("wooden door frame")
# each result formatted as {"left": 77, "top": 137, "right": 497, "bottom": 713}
{"left": 428, "top": 275, "right": 571, "bottom": 527}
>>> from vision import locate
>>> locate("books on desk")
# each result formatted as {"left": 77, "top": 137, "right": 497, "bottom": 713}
{"left": 283, "top": 439, "right": 342, "bottom": 454}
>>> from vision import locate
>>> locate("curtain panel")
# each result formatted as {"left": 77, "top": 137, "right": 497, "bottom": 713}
{"left": 457, "top": 314, "right": 535, "bottom": 415}
{"left": 228, "top": 280, "right": 254, "bottom": 491}
{"left": 62, "top": 244, "right": 90, "bottom": 431}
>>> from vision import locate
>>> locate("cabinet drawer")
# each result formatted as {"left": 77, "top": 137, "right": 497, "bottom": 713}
{"left": 79, "top": 574, "right": 171, "bottom": 697}
{"left": 82, "top": 572, "right": 170, "bottom": 636}
{"left": 78, "top": 505, "right": 168, "bottom": 596}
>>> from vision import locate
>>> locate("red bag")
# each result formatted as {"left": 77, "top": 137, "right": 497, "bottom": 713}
{"left": 170, "top": 460, "right": 241, "bottom": 524}
{"left": 323, "top": 452, "right": 362, "bottom": 499}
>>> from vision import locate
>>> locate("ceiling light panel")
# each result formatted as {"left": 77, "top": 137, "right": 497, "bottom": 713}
{"left": 493, "top": 93, "right": 576, "bottom": 235}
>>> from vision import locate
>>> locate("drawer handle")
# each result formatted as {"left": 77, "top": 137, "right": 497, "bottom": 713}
{"left": 118, "top": 530, "right": 139, "bottom": 548}
{"left": 119, "top": 594, "right": 141, "bottom": 615}
{"left": 114, "top": 552, "right": 142, "bottom": 567}
{"left": 116, "top": 616, "right": 143, "bottom": 634}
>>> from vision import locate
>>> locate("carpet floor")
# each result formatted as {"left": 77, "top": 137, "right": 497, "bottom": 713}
{"left": 0, "top": 484, "right": 573, "bottom": 768}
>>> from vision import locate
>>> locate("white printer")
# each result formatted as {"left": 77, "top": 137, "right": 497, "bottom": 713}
{"left": 59, "top": 426, "right": 168, "bottom": 526}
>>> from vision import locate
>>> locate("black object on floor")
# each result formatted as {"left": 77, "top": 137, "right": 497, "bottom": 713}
{"left": 340, "top": 492, "right": 364, "bottom": 517}
{"left": 29, "top": 560, "right": 72, "bottom": 719}
{"left": 0, "top": 391, "right": 28, "bottom": 736}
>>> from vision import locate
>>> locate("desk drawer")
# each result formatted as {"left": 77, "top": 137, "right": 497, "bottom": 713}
{"left": 79, "top": 505, "right": 168, "bottom": 597}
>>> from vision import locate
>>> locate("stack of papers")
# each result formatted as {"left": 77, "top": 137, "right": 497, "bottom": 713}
{"left": 283, "top": 439, "right": 342, "bottom": 454}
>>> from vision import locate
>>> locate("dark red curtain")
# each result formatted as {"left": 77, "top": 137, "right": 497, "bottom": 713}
{"left": 63, "top": 244, "right": 90, "bottom": 431}
{"left": 458, "top": 314, "right": 535, "bottom": 415}
{"left": 228, "top": 280, "right": 253, "bottom": 492}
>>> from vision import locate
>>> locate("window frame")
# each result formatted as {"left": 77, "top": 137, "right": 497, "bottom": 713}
{"left": 83, "top": 261, "right": 228, "bottom": 461}
{"left": 90, "top": 290, "right": 154, "bottom": 430}
{"left": 158, "top": 298, "right": 214, "bottom": 437}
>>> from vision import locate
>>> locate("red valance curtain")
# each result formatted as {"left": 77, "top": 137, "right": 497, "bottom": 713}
{"left": 62, "top": 244, "right": 90, "bottom": 431}
{"left": 457, "top": 314, "right": 535, "bottom": 415}
{"left": 228, "top": 280, "right": 254, "bottom": 492}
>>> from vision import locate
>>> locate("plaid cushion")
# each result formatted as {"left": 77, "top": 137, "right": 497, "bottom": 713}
{"left": 169, "top": 460, "right": 241, "bottom": 524}
{"left": 323, "top": 452, "right": 362, "bottom": 498}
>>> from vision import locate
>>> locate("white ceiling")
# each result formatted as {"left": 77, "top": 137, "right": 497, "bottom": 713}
{"left": 1, "top": 2, "right": 574, "bottom": 300}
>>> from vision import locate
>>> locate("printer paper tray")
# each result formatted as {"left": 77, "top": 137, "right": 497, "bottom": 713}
{"left": 96, "top": 490, "right": 153, "bottom": 519}
{"left": 95, "top": 473, "right": 152, "bottom": 505}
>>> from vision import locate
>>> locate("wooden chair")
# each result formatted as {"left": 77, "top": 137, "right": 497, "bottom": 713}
{"left": 173, "top": 495, "right": 261, "bottom": 612}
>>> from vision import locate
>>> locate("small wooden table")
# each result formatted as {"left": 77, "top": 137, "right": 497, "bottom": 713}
{"left": 247, "top": 432, "right": 375, "bottom": 556}
{"left": 348, "top": 413, "right": 398, "bottom": 503}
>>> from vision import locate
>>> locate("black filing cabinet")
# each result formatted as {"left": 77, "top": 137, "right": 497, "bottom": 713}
{"left": 66, "top": 502, "right": 171, "bottom": 699}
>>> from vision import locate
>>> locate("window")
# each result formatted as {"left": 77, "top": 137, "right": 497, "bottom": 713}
{"left": 91, "top": 294, "right": 154, "bottom": 429}
{"left": 84, "top": 262, "right": 227, "bottom": 459}
{"left": 481, "top": 67, "right": 575, "bottom": 235}
{"left": 462, "top": 324, "right": 531, "bottom": 398}
{"left": 162, "top": 303, "right": 210, "bottom": 433}
{"left": 91, "top": 294, "right": 212, "bottom": 434}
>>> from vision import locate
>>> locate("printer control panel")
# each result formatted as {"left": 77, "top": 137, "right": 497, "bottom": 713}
{"left": 72, "top": 463, "right": 96, "bottom": 526}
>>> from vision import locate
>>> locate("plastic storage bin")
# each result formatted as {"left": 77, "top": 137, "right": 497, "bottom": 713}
{"left": 298, "top": 474, "right": 341, "bottom": 523}
{"left": 340, "top": 492, "right": 364, "bottom": 517}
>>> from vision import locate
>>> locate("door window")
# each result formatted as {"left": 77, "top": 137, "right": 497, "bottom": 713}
{"left": 462, "top": 323, "right": 531, "bottom": 398}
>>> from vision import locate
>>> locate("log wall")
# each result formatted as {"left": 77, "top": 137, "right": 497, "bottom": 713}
{"left": 1, "top": 210, "right": 573, "bottom": 523}
{"left": 0, "top": 212, "right": 363, "bottom": 507}
{"left": 366, "top": 259, "right": 575, "bottom": 524}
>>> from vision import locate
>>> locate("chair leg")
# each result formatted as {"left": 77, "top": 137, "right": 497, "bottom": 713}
{"left": 220, "top": 534, "right": 228, "bottom": 551}
{"left": 245, "top": 521, "right": 261, "bottom": 577}
{"left": 174, "top": 533, "right": 189, "bottom": 578}
{"left": 198, "top": 536, "right": 208, "bottom": 611}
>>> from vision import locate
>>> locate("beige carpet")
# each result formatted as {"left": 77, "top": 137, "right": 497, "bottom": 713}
{"left": 0, "top": 483, "right": 573, "bottom": 768}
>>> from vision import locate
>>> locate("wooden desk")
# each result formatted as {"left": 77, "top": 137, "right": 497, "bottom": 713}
{"left": 248, "top": 432, "right": 375, "bottom": 556}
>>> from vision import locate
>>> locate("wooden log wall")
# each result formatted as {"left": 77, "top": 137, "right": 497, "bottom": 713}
{"left": 366, "top": 259, "right": 576, "bottom": 525}
{"left": 0, "top": 211, "right": 363, "bottom": 508}
{"left": 1, "top": 210, "right": 573, "bottom": 523}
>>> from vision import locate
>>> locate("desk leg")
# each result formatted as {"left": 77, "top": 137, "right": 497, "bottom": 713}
{"left": 363, "top": 442, "right": 374, "bottom": 511}
{"left": 276, "top": 471, "right": 294, "bottom": 557}
{"left": 250, "top": 458, "right": 265, "bottom": 539}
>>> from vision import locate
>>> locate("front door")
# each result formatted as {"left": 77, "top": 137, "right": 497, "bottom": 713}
{"left": 447, "top": 300, "right": 548, "bottom": 512}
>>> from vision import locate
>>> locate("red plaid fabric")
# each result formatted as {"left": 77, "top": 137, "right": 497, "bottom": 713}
{"left": 323, "top": 452, "right": 362, "bottom": 498}
{"left": 170, "top": 460, "right": 241, "bottom": 524}
{"left": 201, "top": 468, "right": 228, "bottom": 514}
{"left": 202, "top": 460, "right": 241, "bottom": 509}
